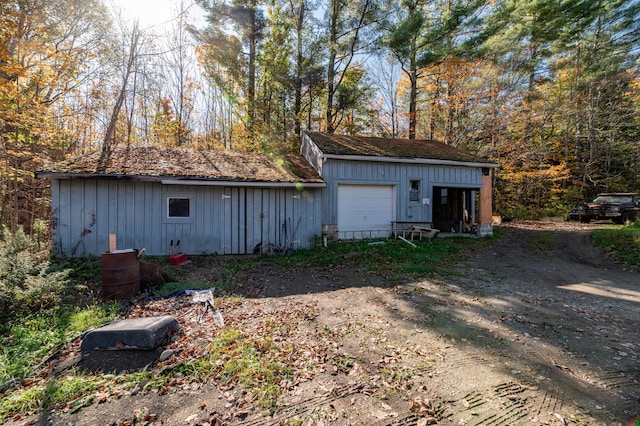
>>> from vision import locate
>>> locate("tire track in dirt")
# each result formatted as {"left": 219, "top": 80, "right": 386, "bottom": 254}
{"left": 445, "top": 221, "right": 640, "bottom": 424}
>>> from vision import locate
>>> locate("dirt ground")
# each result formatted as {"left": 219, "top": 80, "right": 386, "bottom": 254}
{"left": 10, "top": 221, "right": 640, "bottom": 426}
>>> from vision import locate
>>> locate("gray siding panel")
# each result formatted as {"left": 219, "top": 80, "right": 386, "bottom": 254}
{"left": 96, "top": 180, "right": 109, "bottom": 253}
{"left": 222, "top": 187, "right": 232, "bottom": 254}
{"left": 50, "top": 178, "right": 322, "bottom": 257}
{"left": 248, "top": 189, "right": 262, "bottom": 252}
{"left": 133, "top": 184, "right": 145, "bottom": 250}
{"left": 59, "top": 181, "right": 70, "bottom": 252}
{"left": 83, "top": 181, "right": 98, "bottom": 254}
{"left": 320, "top": 159, "right": 484, "bottom": 227}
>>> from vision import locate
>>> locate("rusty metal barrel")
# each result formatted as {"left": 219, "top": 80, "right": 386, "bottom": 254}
{"left": 101, "top": 250, "right": 140, "bottom": 299}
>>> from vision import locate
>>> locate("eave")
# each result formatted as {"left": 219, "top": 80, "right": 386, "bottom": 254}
{"left": 321, "top": 153, "right": 500, "bottom": 169}
{"left": 34, "top": 171, "right": 326, "bottom": 189}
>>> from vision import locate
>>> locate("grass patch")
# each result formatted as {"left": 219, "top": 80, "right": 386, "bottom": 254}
{"left": 591, "top": 222, "right": 640, "bottom": 268}
{"left": 528, "top": 233, "right": 556, "bottom": 253}
{"left": 155, "top": 279, "right": 215, "bottom": 296}
{"left": 178, "top": 325, "right": 295, "bottom": 412}
{"left": 273, "top": 237, "right": 463, "bottom": 276}
{"left": 0, "top": 227, "right": 121, "bottom": 423}
{"left": 1, "top": 230, "right": 497, "bottom": 420}
{"left": 0, "top": 372, "right": 164, "bottom": 421}
{"left": 0, "top": 304, "right": 119, "bottom": 392}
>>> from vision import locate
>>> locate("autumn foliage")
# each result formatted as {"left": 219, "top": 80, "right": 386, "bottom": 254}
{"left": 1, "top": 0, "right": 639, "bottom": 232}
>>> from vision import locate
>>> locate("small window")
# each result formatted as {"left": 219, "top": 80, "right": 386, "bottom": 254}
{"left": 440, "top": 188, "right": 448, "bottom": 204}
{"left": 409, "top": 180, "right": 421, "bottom": 202}
{"left": 168, "top": 197, "right": 190, "bottom": 218}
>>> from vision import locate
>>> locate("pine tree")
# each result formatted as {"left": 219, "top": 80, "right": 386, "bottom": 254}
{"left": 193, "top": 0, "right": 266, "bottom": 136}
{"left": 383, "top": 0, "right": 486, "bottom": 139}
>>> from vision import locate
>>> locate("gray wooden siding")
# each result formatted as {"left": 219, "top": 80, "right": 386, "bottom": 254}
{"left": 320, "top": 159, "right": 484, "bottom": 225}
{"left": 51, "top": 179, "right": 322, "bottom": 257}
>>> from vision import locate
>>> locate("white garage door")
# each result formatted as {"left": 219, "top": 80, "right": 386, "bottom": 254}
{"left": 337, "top": 184, "right": 395, "bottom": 239}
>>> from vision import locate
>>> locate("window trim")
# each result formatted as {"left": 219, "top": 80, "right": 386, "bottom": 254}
{"left": 440, "top": 188, "right": 448, "bottom": 205}
{"left": 409, "top": 179, "right": 421, "bottom": 203}
{"left": 163, "top": 193, "right": 194, "bottom": 223}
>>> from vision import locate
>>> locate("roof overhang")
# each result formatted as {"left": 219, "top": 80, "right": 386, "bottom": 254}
{"left": 35, "top": 171, "right": 326, "bottom": 189}
{"left": 160, "top": 179, "right": 326, "bottom": 188}
{"left": 321, "top": 154, "right": 499, "bottom": 169}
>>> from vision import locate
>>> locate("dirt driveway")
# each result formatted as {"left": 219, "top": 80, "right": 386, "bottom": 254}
{"left": 16, "top": 221, "right": 640, "bottom": 426}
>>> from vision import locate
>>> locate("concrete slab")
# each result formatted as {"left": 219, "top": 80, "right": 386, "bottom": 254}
{"left": 81, "top": 316, "right": 180, "bottom": 351}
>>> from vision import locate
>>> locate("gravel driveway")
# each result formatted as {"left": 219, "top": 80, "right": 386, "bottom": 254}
{"left": 16, "top": 221, "right": 639, "bottom": 426}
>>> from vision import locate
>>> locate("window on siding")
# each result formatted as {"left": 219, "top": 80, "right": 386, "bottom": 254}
{"left": 409, "top": 180, "right": 421, "bottom": 202}
{"left": 168, "top": 197, "right": 190, "bottom": 218}
{"left": 440, "top": 188, "right": 448, "bottom": 204}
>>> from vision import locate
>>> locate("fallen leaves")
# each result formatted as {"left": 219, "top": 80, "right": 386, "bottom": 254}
{"left": 112, "top": 407, "right": 159, "bottom": 426}
{"left": 411, "top": 396, "right": 437, "bottom": 417}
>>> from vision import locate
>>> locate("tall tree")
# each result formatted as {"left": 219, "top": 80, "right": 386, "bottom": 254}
{"left": 193, "top": 0, "right": 265, "bottom": 136}
{"left": 567, "top": 0, "right": 640, "bottom": 196}
{"left": 100, "top": 20, "right": 143, "bottom": 167}
{"left": 256, "top": 3, "right": 294, "bottom": 149}
{"left": 0, "top": 0, "right": 111, "bottom": 231}
{"left": 369, "top": 56, "right": 402, "bottom": 137}
{"left": 164, "top": 0, "right": 199, "bottom": 146}
{"left": 383, "top": 0, "right": 486, "bottom": 139}
{"left": 286, "top": 0, "right": 316, "bottom": 141}
{"left": 324, "top": 0, "right": 380, "bottom": 133}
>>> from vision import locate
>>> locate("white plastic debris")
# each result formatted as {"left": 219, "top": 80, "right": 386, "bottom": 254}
{"left": 185, "top": 288, "right": 224, "bottom": 327}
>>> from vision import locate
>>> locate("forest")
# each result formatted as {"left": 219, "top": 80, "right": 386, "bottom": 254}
{"left": 1, "top": 0, "right": 639, "bottom": 233}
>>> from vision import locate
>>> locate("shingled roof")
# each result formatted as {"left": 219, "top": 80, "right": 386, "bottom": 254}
{"left": 36, "top": 146, "right": 325, "bottom": 186}
{"left": 305, "top": 132, "right": 497, "bottom": 165}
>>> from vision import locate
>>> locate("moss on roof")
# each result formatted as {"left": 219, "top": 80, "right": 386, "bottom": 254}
{"left": 306, "top": 132, "right": 495, "bottom": 164}
{"left": 39, "top": 146, "right": 324, "bottom": 183}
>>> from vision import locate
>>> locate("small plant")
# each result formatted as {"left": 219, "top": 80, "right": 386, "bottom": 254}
{"left": 591, "top": 223, "right": 640, "bottom": 268}
{"left": 0, "top": 372, "right": 103, "bottom": 421}
{"left": 331, "top": 353, "right": 356, "bottom": 373}
{"left": 155, "top": 279, "right": 214, "bottom": 296}
{"left": 177, "top": 325, "right": 296, "bottom": 412}
{"left": 0, "top": 225, "right": 71, "bottom": 316}
{"left": 0, "top": 304, "right": 119, "bottom": 393}
{"left": 528, "top": 233, "right": 556, "bottom": 253}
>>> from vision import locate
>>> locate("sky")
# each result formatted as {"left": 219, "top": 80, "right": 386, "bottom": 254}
{"left": 111, "top": 0, "right": 205, "bottom": 29}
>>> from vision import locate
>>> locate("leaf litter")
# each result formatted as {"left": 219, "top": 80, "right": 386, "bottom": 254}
{"left": 8, "top": 221, "right": 640, "bottom": 425}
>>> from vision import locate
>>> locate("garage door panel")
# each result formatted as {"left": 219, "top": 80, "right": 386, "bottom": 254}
{"left": 338, "top": 185, "right": 395, "bottom": 238}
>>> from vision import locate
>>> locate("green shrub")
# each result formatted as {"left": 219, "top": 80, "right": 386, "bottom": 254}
{"left": 0, "top": 224, "right": 70, "bottom": 317}
{"left": 591, "top": 222, "right": 640, "bottom": 268}
{"left": 542, "top": 198, "right": 573, "bottom": 218}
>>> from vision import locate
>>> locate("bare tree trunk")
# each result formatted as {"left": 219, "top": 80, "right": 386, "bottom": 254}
{"left": 409, "top": 69, "right": 417, "bottom": 140}
{"left": 125, "top": 61, "right": 138, "bottom": 147}
{"left": 326, "top": 0, "right": 339, "bottom": 133}
{"left": 247, "top": 3, "right": 257, "bottom": 132}
{"left": 445, "top": 81, "right": 454, "bottom": 144}
{"left": 100, "top": 21, "right": 141, "bottom": 169}
{"left": 325, "top": 0, "right": 372, "bottom": 134}
{"left": 291, "top": 0, "right": 305, "bottom": 140}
